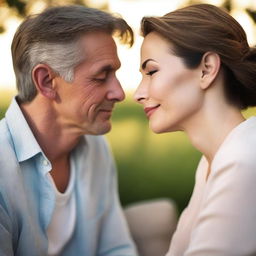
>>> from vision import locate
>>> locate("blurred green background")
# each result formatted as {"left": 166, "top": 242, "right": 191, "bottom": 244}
{"left": 1, "top": 91, "right": 255, "bottom": 213}
{"left": 0, "top": 90, "right": 201, "bottom": 213}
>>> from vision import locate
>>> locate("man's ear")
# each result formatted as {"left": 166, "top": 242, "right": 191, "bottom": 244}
{"left": 200, "top": 52, "right": 221, "bottom": 90}
{"left": 32, "top": 64, "right": 57, "bottom": 99}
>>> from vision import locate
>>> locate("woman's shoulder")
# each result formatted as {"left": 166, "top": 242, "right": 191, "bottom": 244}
{"left": 212, "top": 117, "right": 256, "bottom": 168}
{"left": 203, "top": 117, "right": 256, "bottom": 190}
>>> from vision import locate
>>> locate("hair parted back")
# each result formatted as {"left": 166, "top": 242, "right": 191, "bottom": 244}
{"left": 12, "top": 5, "right": 134, "bottom": 103}
{"left": 141, "top": 3, "right": 256, "bottom": 109}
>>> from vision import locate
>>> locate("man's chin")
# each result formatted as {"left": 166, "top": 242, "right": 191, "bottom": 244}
{"left": 92, "top": 122, "right": 112, "bottom": 135}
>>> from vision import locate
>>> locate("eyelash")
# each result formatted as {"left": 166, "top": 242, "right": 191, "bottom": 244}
{"left": 92, "top": 70, "right": 113, "bottom": 83}
{"left": 93, "top": 78, "right": 106, "bottom": 82}
{"left": 146, "top": 70, "right": 157, "bottom": 76}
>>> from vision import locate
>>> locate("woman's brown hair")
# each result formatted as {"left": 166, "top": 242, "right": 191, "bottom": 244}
{"left": 141, "top": 4, "right": 256, "bottom": 109}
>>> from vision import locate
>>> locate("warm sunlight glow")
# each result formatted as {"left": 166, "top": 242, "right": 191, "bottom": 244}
{"left": 0, "top": 17, "right": 20, "bottom": 90}
{"left": 1, "top": 0, "right": 256, "bottom": 93}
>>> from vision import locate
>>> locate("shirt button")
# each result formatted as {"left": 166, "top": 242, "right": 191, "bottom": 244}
{"left": 43, "top": 159, "right": 49, "bottom": 166}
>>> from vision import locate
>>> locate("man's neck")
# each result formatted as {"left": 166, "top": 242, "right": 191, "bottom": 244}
{"left": 19, "top": 97, "right": 80, "bottom": 163}
{"left": 20, "top": 97, "right": 82, "bottom": 192}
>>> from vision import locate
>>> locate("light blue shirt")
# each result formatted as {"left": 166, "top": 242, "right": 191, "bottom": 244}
{"left": 0, "top": 98, "right": 137, "bottom": 256}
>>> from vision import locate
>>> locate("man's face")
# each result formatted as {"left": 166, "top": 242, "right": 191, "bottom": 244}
{"left": 53, "top": 32, "right": 125, "bottom": 135}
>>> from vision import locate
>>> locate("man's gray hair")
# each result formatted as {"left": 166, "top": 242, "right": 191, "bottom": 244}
{"left": 11, "top": 5, "right": 134, "bottom": 103}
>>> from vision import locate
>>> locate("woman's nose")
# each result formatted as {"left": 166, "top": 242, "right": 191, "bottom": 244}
{"left": 133, "top": 81, "right": 148, "bottom": 104}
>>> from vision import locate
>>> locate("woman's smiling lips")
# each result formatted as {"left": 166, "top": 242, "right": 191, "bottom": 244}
{"left": 144, "top": 105, "right": 160, "bottom": 118}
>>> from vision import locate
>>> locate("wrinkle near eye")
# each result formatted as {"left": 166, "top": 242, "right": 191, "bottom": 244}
{"left": 95, "top": 70, "right": 108, "bottom": 80}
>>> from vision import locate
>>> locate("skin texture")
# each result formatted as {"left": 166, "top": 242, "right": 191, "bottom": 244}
{"left": 135, "top": 32, "right": 203, "bottom": 134}
{"left": 134, "top": 32, "right": 245, "bottom": 170}
{"left": 51, "top": 32, "right": 125, "bottom": 136}
{"left": 20, "top": 32, "right": 125, "bottom": 192}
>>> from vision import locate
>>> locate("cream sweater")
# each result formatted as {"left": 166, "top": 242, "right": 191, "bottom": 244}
{"left": 166, "top": 117, "right": 256, "bottom": 256}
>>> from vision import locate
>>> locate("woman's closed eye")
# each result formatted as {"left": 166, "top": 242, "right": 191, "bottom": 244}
{"left": 146, "top": 70, "right": 158, "bottom": 76}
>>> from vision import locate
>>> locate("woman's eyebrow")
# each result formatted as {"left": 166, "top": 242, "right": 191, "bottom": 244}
{"left": 141, "top": 58, "right": 155, "bottom": 70}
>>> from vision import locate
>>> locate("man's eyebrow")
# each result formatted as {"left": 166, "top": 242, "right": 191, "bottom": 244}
{"left": 94, "top": 64, "right": 116, "bottom": 76}
{"left": 141, "top": 58, "right": 155, "bottom": 70}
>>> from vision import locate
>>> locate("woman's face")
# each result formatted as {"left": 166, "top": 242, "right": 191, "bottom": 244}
{"left": 134, "top": 32, "right": 204, "bottom": 133}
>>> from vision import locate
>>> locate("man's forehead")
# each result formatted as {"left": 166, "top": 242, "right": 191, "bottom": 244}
{"left": 74, "top": 33, "right": 120, "bottom": 74}
{"left": 79, "top": 32, "right": 117, "bottom": 53}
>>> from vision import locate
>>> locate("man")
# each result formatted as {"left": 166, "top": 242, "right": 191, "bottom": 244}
{"left": 0, "top": 5, "right": 137, "bottom": 256}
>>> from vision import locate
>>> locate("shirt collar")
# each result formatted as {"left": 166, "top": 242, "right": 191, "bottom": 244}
{"left": 5, "top": 97, "right": 42, "bottom": 162}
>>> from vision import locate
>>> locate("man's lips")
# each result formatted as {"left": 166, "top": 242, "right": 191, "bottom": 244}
{"left": 98, "top": 107, "right": 114, "bottom": 118}
{"left": 144, "top": 105, "right": 160, "bottom": 118}
{"left": 99, "top": 105, "right": 114, "bottom": 112}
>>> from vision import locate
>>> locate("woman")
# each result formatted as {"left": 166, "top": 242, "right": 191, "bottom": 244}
{"left": 134, "top": 4, "right": 256, "bottom": 256}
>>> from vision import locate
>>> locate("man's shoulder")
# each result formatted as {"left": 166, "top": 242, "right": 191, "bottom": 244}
{"left": 0, "top": 117, "right": 15, "bottom": 155}
{"left": 0, "top": 116, "right": 9, "bottom": 137}
{"left": 0, "top": 118, "right": 24, "bottom": 210}
{"left": 0, "top": 117, "right": 21, "bottom": 178}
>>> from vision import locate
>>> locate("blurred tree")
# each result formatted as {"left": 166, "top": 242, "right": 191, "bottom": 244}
{"left": 184, "top": 0, "right": 256, "bottom": 30}
{"left": 246, "top": 8, "right": 256, "bottom": 25}
{"left": 5, "top": 0, "right": 26, "bottom": 15}
{"left": 185, "top": 0, "right": 231, "bottom": 11}
{"left": 222, "top": 0, "right": 231, "bottom": 12}
{"left": 0, "top": 0, "right": 108, "bottom": 33}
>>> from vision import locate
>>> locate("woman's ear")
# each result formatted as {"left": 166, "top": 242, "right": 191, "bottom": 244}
{"left": 32, "top": 64, "right": 57, "bottom": 99}
{"left": 200, "top": 52, "right": 221, "bottom": 90}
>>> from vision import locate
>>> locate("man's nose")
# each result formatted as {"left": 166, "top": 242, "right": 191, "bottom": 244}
{"left": 107, "top": 76, "right": 125, "bottom": 102}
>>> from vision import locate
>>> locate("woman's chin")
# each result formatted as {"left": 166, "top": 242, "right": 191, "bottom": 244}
{"left": 149, "top": 122, "right": 179, "bottom": 134}
{"left": 149, "top": 123, "right": 167, "bottom": 134}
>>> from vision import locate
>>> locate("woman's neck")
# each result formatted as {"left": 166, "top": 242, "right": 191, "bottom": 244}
{"left": 183, "top": 104, "right": 245, "bottom": 165}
